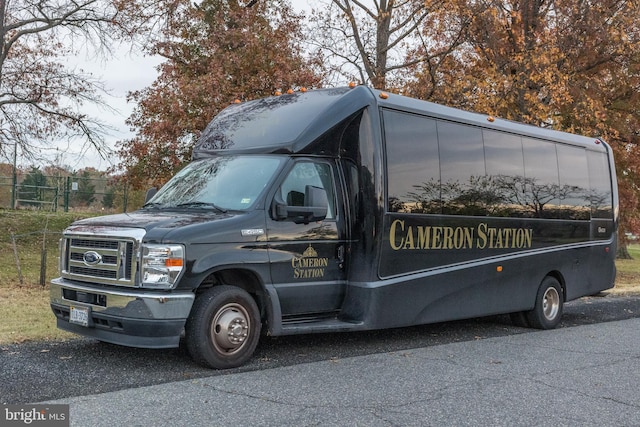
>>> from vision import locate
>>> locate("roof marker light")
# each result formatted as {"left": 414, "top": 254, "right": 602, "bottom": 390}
{"left": 349, "top": 82, "right": 356, "bottom": 88}
{"left": 300, "top": 87, "right": 307, "bottom": 92}
{"left": 287, "top": 89, "right": 294, "bottom": 94}
{"left": 379, "top": 92, "right": 389, "bottom": 99}
{"left": 487, "top": 116, "right": 495, "bottom": 122}
{"left": 274, "top": 90, "right": 282, "bottom": 96}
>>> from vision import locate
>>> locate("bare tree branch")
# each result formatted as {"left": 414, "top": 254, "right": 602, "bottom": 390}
{"left": 0, "top": 0, "right": 131, "bottom": 165}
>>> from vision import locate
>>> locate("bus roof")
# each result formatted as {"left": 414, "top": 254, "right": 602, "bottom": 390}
{"left": 192, "top": 86, "right": 607, "bottom": 159}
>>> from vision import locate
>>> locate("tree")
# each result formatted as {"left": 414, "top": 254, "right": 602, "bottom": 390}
{"left": 102, "top": 186, "right": 115, "bottom": 209}
{"left": 0, "top": 161, "right": 13, "bottom": 206}
{"left": 405, "top": 0, "right": 640, "bottom": 257}
{"left": 114, "top": 0, "right": 323, "bottom": 189}
{"left": 0, "top": 0, "right": 140, "bottom": 165}
{"left": 69, "top": 169, "right": 96, "bottom": 207}
{"left": 18, "top": 166, "right": 48, "bottom": 206}
{"left": 307, "top": 0, "right": 468, "bottom": 90}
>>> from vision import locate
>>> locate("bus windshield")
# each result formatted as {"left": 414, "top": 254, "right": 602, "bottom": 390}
{"left": 146, "top": 155, "right": 284, "bottom": 211}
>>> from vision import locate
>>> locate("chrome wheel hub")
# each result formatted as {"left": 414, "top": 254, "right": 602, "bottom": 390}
{"left": 542, "top": 287, "right": 560, "bottom": 321}
{"left": 211, "top": 303, "right": 250, "bottom": 354}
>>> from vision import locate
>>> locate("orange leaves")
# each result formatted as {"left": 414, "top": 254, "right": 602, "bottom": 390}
{"left": 115, "top": 0, "right": 322, "bottom": 188}
{"left": 406, "top": 0, "right": 640, "bottom": 238}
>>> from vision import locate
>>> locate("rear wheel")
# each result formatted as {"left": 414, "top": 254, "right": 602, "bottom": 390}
{"left": 526, "top": 277, "right": 564, "bottom": 329}
{"left": 185, "top": 285, "right": 261, "bottom": 369}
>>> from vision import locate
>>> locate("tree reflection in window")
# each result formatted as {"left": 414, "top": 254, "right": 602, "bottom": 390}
{"left": 384, "top": 108, "right": 612, "bottom": 220}
{"left": 391, "top": 174, "right": 595, "bottom": 219}
{"left": 149, "top": 156, "right": 282, "bottom": 210}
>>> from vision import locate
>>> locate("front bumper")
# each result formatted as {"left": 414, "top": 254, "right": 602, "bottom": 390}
{"left": 50, "top": 278, "right": 195, "bottom": 349}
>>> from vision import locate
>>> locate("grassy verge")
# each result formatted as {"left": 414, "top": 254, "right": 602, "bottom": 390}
{"left": 612, "top": 245, "right": 640, "bottom": 295}
{"left": 0, "top": 286, "right": 74, "bottom": 343}
{"left": 0, "top": 209, "right": 95, "bottom": 344}
{"left": 1, "top": 209, "right": 639, "bottom": 345}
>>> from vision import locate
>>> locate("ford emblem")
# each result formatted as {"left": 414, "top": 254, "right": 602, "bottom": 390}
{"left": 83, "top": 251, "right": 102, "bottom": 266}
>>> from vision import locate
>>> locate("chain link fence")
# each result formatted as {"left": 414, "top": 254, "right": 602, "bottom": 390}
{"left": 0, "top": 173, "right": 147, "bottom": 213}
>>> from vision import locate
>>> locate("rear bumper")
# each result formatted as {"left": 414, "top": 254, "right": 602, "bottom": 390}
{"left": 50, "top": 278, "right": 194, "bottom": 349}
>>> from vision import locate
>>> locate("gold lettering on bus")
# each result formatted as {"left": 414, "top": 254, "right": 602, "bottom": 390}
{"left": 389, "top": 220, "right": 533, "bottom": 251}
{"left": 292, "top": 245, "right": 329, "bottom": 279}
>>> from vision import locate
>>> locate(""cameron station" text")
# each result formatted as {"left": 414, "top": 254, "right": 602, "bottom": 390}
{"left": 389, "top": 220, "right": 533, "bottom": 251}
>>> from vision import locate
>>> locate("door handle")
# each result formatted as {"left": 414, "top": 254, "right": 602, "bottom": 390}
{"left": 337, "top": 245, "right": 345, "bottom": 269}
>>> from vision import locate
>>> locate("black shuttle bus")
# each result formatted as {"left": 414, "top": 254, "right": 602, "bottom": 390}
{"left": 51, "top": 85, "right": 618, "bottom": 369}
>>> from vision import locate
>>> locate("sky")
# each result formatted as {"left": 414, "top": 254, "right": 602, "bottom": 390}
{"left": 55, "top": 0, "right": 314, "bottom": 172}
{"left": 56, "top": 53, "right": 163, "bottom": 172}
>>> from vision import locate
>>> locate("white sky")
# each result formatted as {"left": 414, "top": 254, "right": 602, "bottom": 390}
{"left": 54, "top": 0, "right": 314, "bottom": 172}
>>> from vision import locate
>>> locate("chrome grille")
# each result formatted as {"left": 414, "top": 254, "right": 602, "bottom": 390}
{"left": 61, "top": 227, "right": 145, "bottom": 287}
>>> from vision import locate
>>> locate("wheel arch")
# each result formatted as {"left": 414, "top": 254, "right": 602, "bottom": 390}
{"left": 545, "top": 270, "right": 567, "bottom": 302}
{"left": 195, "top": 267, "right": 271, "bottom": 324}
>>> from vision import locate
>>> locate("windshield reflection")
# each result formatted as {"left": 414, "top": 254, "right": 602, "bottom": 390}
{"left": 147, "top": 156, "right": 284, "bottom": 211}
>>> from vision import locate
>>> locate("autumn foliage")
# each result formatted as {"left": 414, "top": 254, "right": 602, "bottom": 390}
{"left": 115, "top": 0, "right": 322, "bottom": 188}
{"left": 404, "top": 0, "right": 640, "bottom": 253}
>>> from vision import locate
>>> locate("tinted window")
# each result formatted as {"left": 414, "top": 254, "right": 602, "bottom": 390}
{"left": 385, "top": 110, "right": 441, "bottom": 214}
{"left": 483, "top": 130, "right": 526, "bottom": 216}
{"left": 587, "top": 151, "right": 613, "bottom": 218}
{"left": 438, "top": 121, "right": 486, "bottom": 215}
{"left": 556, "top": 145, "right": 590, "bottom": 220}
{"left": 194, "top": 88, "right": 352, "bottom": 152}
{"left": 522, "top": 138, "right": 560, "bottom": 218}
{"left": 385, "top": 111, "right": 602, "bottom": 222}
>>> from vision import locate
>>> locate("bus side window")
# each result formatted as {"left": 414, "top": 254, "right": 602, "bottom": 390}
{"left": 587, "top": 150, "right": 614, "bottom": 218}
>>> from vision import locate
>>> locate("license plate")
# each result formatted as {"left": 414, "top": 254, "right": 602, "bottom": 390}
{"left": 70, "top": 306, "right": 90, "bottom": 327}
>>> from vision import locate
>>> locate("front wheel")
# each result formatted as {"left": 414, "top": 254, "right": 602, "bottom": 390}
{"left": 185, "top": 285, "right": 261, "bottom": 369}
{"left": 526, "top": 277, "right": 564, "bottom": 329}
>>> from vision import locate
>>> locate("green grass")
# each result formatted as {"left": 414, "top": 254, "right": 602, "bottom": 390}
{"left": 1, "top": 209, "right": 639, "bottom": 344}
{"left": 613, "top": 244, "right": 640, "bottom": 294}
{"left": 0, "top": 209, "right": 96, "bottom": 343}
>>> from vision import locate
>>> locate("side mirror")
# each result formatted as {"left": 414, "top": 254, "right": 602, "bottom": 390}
{"left": 302, "top": 185, "right": 329, "bottom": 221}
{"left": 272, "top": 185, "right": 328, "bottom": 224}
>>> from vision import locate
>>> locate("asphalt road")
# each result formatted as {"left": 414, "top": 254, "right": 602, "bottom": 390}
{"left": 1, "top": 293, "right": 639, "bottom": 408}
{"left": 45, "top": 316, "right": 640, "bottom": 427}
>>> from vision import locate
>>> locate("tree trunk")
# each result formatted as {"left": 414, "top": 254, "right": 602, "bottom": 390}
{"left": 617, "top": 242, "right": 632, "bottom": 260}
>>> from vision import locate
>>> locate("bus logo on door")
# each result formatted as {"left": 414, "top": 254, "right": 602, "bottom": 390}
{"left": 292, "top": 245, "right": 329, "bottom": 279}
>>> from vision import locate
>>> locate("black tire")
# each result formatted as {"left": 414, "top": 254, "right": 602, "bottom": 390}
{"left": 185, "top": 285, "right": 261, "bottom": 369}
{"left": 525, "top": 277, "right": 564, "bottom": 329}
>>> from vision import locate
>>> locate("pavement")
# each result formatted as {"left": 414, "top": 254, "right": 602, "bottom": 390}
{"left": 43, "top": 317, "right": 640, "bottom": 427}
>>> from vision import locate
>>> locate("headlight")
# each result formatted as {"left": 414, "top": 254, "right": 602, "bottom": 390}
{"left": 141, "top": 244, "right": 185, "bottom": 289}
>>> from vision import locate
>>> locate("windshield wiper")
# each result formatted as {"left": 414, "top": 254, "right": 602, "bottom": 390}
{"left": 175, "top": 201, "right": 228, "bottom": 213}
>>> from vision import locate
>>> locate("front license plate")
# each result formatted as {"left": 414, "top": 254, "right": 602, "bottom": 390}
{"left": 70, "top": 306, "right": 90, "bottom": 327}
